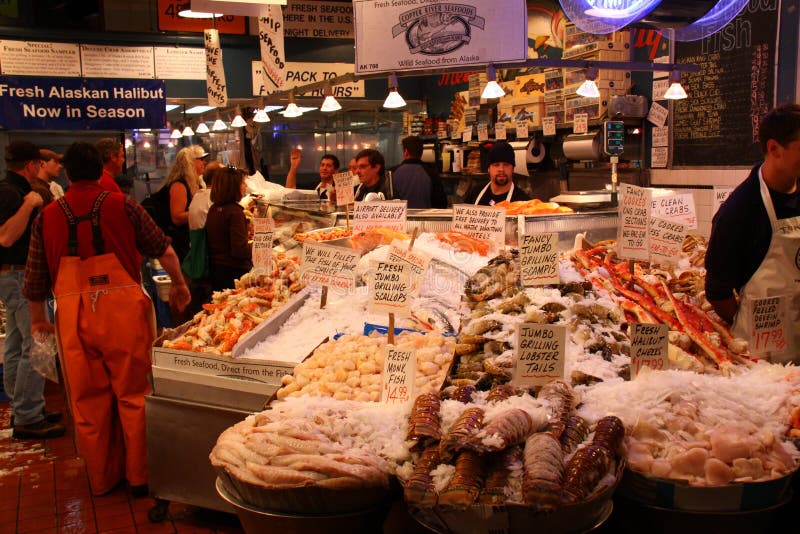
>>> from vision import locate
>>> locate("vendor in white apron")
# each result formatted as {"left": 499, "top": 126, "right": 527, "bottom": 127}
{"left": 706, "top": 104, "right": 800, "bottom": 363}
{"left": 463, "top": 141, "right": 531, "bottom": 206}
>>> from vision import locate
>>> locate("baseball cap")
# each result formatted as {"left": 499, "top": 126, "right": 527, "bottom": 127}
{"left": 189, "top": 145, "right": 209, "bottom": 159}
{"left": 40, "top": 149, "right": 63, "bottom": 162}
{"left": 487, "top": 141, "right": 516, "bottom": 166}
{"left": 5, "top": 141, "right": 43, "bottom": 163}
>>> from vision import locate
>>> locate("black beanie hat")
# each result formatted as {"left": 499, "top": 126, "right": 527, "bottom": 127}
{"left": 488, "top": 141, "right": 515, "bottom": 166}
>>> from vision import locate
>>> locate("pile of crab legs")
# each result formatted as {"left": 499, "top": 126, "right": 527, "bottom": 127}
{"left": 572, "top": 244, "right": 754, "bottom": 375}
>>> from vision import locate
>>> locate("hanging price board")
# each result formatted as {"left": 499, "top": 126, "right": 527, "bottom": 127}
{"left": 572, "top": 112, "right": 588, "bottom": 134}
{"left": 495, "top": 122, "right": 507, "bottom": 140}
{"left": 542, "top": 116, "right": 556, "bottom": 137}
{"left": 477, "top": 123, "right": 489, "bottom": 142}
{"left": 515, "top": 121, "right": 528, "bottom": 139}
{"left": 462, "top": 125, "right": 473, "bottom": 143}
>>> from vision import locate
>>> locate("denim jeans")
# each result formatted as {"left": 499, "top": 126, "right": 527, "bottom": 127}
{"left": 0, "top": 270, "right": 45, "bottom": 425}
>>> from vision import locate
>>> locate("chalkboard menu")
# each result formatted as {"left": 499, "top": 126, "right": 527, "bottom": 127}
{"left": 672, "top": 2, "right": 778, "bottom": 166}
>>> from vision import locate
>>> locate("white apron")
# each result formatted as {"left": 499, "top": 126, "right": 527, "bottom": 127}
{"left": 475, "top": 182, "right": 514, "bottom": 206}
{"left": 731, "top": 170, "right": 800, "bottom": 363}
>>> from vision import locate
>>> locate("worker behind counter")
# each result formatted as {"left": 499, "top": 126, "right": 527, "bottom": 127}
{"left": 285, "top": 148, "right": 340, "bottom": 202}
{"left": 705, "top": 103, "right": 800, "bottom": 363}
{"left": 354, "top": 148, "right": 393, "bottom": 201}
{"left": 463, "top": 141, "right": 531, "bottom": 206}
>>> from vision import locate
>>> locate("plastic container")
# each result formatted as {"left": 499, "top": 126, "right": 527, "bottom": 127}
{"left": 152, "top": 274, "right": 171, "bottom": 302}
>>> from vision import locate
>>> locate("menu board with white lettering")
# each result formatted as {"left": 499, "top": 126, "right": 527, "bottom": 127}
{"left": 301, "top": 242, "right": 359, "bottom": 292}
{"left": 154, "top": 47, "right": 205, "bottom": 80}
{"left": 380, "top": 346, "right": 416, "bottom": 405}
{"left": 713, "top": 186, "right": 734, "bottom": 216}
{"left": 519, "top": 233, "right": 559, "bottom": 286}
{"left": 80, "top": 45, "right": 155, "bottom": 79}
{"left": 353, "top": 201, "right": 407, "bottom": 233}
{"left": 252, "top": 218, "right": 275, "bottom": 269}
{"left": 369, "top": 260, "right": 411, "bottom": 317}
{"left": 334, "top": 171, "right": 355, "bottom": 206}
{"left": 388, "top": 240, "right": 431, "bottom": 299}
{"left": 511, "top": 323, "right": 566, "bottom": 387}
{"left": 452, "top": 204, "right": 505, "bottom": 246}
{"left": 630, "top": 323, "right": 669, "bottom": 379}
{"left": 0, "top": 40, "right": 80, "bottom": 77}
{"left": 748, "top": 295, "right": 790, "bottom": 356}
{"left": 651, "top": 191, "right": 697, "bottom": 229}
{"left": 617, "top": 184, "right": 651, "bottom": 261}
{"left": 649, "top": 216, "right": 686, "bottom": 266}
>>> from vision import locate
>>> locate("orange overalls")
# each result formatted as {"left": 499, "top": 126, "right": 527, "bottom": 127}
{"left": 52, "top": 192, "right": 155, "bottom": 495}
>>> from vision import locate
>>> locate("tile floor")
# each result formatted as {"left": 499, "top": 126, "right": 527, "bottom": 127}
{"left": 0, "top": 381, "right": 244, "bottom": 534}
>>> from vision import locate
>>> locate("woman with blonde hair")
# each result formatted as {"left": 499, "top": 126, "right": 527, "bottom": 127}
{"left": 161, "top": 145, "right": 208, "bottom": 260}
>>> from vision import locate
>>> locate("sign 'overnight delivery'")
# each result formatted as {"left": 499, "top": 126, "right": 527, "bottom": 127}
{"left": 0, "top": 76, "right": 166, "bottom": 129}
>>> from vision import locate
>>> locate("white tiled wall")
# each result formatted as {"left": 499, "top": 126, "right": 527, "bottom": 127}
{"left": 649, "top": 167, "right": 753, "bottom": 237}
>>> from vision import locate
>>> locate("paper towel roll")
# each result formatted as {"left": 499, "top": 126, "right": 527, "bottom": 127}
{"left": 514, "top": 147, "right": 529, "bottom": 176}
{"left": 563, "top": 132, "right": 601, "bottom": 161}
{"left": 421, "top": 146, "right": 435, "bottom": 163}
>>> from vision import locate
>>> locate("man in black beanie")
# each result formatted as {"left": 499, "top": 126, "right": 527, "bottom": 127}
{"left": 464, "top": 141, "right": 531, "bottom": 206}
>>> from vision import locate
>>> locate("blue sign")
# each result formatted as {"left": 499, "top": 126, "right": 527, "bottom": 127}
{"left": 0, "top": 76, "right": 166, "bottom": 130}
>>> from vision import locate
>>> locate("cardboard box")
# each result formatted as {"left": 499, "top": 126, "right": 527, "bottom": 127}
{"left": 563, "top": 23, "right": 630, "bottom": 59}
{"left": 545, "top": 68, "right": 564, "bottom": 91}
{"left": 513, "top": 73, "right": 546, "bottom": 99}
{"left": 563, "top": 79, "right": 631, "bottom": 98}
{"left": 510, "top": 96, "right": 545, "bottom": 128}
{"left": 546, "top": 102, "right": 565, "bottom": 125}
{"left": 565, "top": 92, "right": 611, "bottom": 122}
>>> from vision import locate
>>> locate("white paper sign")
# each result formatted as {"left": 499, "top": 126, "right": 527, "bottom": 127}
{"left": 573, "top": 112, "right": 588, "bottom": 134}
{"left": 301, "top": 242, "right": 359, "bottom": 292}
{"left": 353, "top": 201, "right": 407, "bottom": 233}
{"left": 154, "top": 47, "right": 205, "bottom": 80}
{"left": 381, "top": 345, "right": 416, "bottom": 405}
{"left": 519, "top": 233, "right": 559, "bottom": 286}
{"left": 651, "top": 147, "right": 668, "bottom": 168}
{"left": 252, "top": 217, "right": 275, "bottom": 269}
{"left": 652, "top": 126, "right": 669, "bottom": 147}
{"left": 477, "top": 123, "right": 488, "bottom": 142}
{"left": 204, "top": 29, "right": 228, "bottom": 107}
{"left": 651, "top": 191, "right": 697, "bottom": 229}
{"left": 511, "top": 323, "right": 566, "bottom": 387}
{"left": 388, "top": 240, "right": 431, "bottom": 299}
{"left": 80, "top": 45, "right": 155, "bottom": 79}
{"left": 354, "top": 0, "right": 527, "bottom": 73}
{"left": 452, "top": 204, "right": 506, "bottom": 246}
{"left": 542, "top": 116, "right": 556, "bottom": 137}
{"left": 649, "top": 216, "right": 686, "bottom": 266}
{"left": 462, "top": 125, "right": 472, "bottom": 142}
{"left": 495, "top": 122, "right": 507, "bottom": 140}
{"left": 334, "top": 171, "right": 355, "bottom": 206}
{"left": 0, "top": 40, "right": 80, "bottom": 77}
{"left": 281, "top": 0, "right": 355, "bottom": 39}
{"left": 515, "top": 121, "right": 528, "bottom": 139}
{"left": 618, "top": 184, "right": 651, "bottom": 261}
{"left": 257, "top": 5, "right": 287, "bottom": 93}
{"left": 713, "top": 186, "right": 734, "bottom": 216}
{"left": 647, "top": 101, "right": 669, "bottom": 127}
{"left": 369, "top": 260, "right": 412, "bottom": 317}
{"left": 749, "top": 295, "right": 791, "bottom": 356}
{"left": 252, "top": 61, "right": 365, "bottom": 97}
{"left": 630, "top": 323, "right": 669, "bottom": 379}
{"left": 652, "top": 78, "right": 670, "bottom": 100}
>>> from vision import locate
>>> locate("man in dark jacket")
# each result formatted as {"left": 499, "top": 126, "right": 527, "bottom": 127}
{"left": 391, "top": 136, "right": 435, "bottom": 208}
{"left": 354, "top": 149, "right": 393, "bottom": 201}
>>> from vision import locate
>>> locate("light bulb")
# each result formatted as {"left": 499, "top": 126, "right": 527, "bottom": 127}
{"left": 253, "top": 108, "right": 270, "bottom": 122}
{"left": 212, "top": 119, "right": 227, "bottom": 131}
{"left": 321, "top": 95, "right": 342, "bottom": 112}
{"left": 182, "top": 125, "right": 195, "bottom": 137}
{"left": 195, "top": 122, "right": 210, "bottom": 134}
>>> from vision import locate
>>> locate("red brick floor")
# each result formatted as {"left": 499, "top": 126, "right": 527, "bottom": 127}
{"left": 0, "top": 381, "right": 244, "bottom": 534}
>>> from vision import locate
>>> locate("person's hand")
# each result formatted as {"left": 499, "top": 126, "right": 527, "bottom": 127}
{"left": 289, "top": 148, "right": 302, "bottom": 168}
{"left": 24, "top": 191, "right": 44, "bottom": 209}
{"left": 31, "top": 321, "right": 55, "bottom": 339}
{"left": 169, "top": 283, "right": 191, "bottom": 313}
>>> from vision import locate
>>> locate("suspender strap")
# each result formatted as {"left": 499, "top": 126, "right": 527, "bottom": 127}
{"left": 55, "top": 191, "right": 110, "bottom": 256}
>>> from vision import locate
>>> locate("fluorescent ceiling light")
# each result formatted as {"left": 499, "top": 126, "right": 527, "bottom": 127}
{"left": 263, "top": 105, "right": 284, "bottom": 112}
{"left": 166, "top": 104, "right": 180, "bottom": 112}
{"left": 186, "top": 105, "right": 217, "bottom": 114}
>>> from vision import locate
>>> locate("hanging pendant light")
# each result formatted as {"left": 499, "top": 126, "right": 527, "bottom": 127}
{"left": 663, "top": 70, "right": 688, "bottom": 100}
{"left": 481, "top": 64, "right": 505, "bottom": 100}
{"left": 320, "top": 82, "right": 342, "bottom": 112}
{"left": 212, "top": 111, "right": 227, "bottom": 131}
{"left": 182, "top": 124, "right": 195, "bottom": 137}
{"left": 283, "top": 90, "right": 303, "bottom": 118}
{"left": 170, "top": 127, "right": 183, "bottom": 139}
{"left": 575, "top": 66, "right": 600, "bottom": 98}
{"left": 253, "top": 99, "right": 271, "bottom": 122}
{"left": 383, "top": 72, "right": 406, "bottom": 109}
{"left": 195, "top": 116, "right": 210, "bottom": 134}
{"left": 231, "top": 106, "right": 247, "bottom": 127}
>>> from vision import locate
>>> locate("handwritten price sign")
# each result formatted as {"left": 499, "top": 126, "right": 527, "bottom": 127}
{"left": 252, "top": 217, "right": 275, "bottom": 269}
{"left": 749, "top": 295, "right": 790, "bottom": 355}
{"left": 630, "top": 323, "right": 669, "bottom": 379}
{"left": 380, "top": 345, "right": 416, "bottom": 405}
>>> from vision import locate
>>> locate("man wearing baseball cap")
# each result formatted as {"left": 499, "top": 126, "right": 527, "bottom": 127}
{"left": 0, "top": 140, "right": 65, "bottom": 440}
{"left": 464, "top": 141, "right": 531, "bottom": 206}
{"left": 39, "top": 149, "right": 65, "bottom": 199}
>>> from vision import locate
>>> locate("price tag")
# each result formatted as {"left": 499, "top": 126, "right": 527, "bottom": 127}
{"left": 647, "top": 101, "right": 669, "bottom": 127}
{"left": 511, "top": 323, "right": 566, "bottom": 387}
{"left": 495, "top": 122, "right": 507, "bottom": 140}
{"left": 652, "top": 126, "right": 669, "bottom": 147}
{"left": 252, "top": 217, "right": 275, "bottom": 269}
{"left": 651, "top": 191, "right": 697, "bottom": 229}
{"left": 388, "top": 239, "right": 431, "bottom": 299}
{"left": 630, "top": 323, "right": 669, "bottom": 379}
{"left": 515, "top": 121, "right": 528, "bottom": 139}
{"left": 652, "top": 78, "right": 670, "bottom": 100}
{"left": 749, "top": 295, "right": 790, "bottom": 356}
{"left": 542, "top": 116, "right": 556, "bottom": 137}
{"left": 617, "top": 184, "right": 651, "bottom": 261}
{"left": 651, "top": 147, "right": 668, "bottom": 168}
{"left": 477, "top": 123, "right": 489, "bottom": 142}
{"left": 519, "top": 233, "right": 559, "bottom": 286}
{"left": 649, "top": 216, "right": 686, "bottom": 266}
{"left": 380, "top": 345, "right": 416, "bottom": 404}
{"left": 353, "top": 200, "right": 407, "bottom": 233}
{"left": 369, "top": 260, "right": 411, "bottom": 317}
{"left": 462, "top": 125, "right": 473, "bottom": 142}
{"left": 334, "top": 171, "right": 355, "bottom": 206}
{"left": 452, "top": 204, "right": 506, "bottom": 246}
{"left": 300, "top": 242, "right": 359, "bottom": 292}
{"left": 572, "top": 112, "right": 588, "bottom": 134}
{"left": 713, "top": 186, "right": 734, "bottom": 216}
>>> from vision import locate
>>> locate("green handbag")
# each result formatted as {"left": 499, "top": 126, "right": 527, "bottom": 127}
{"left": 181, "top": 227, "right": 210, "bottom": 279}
